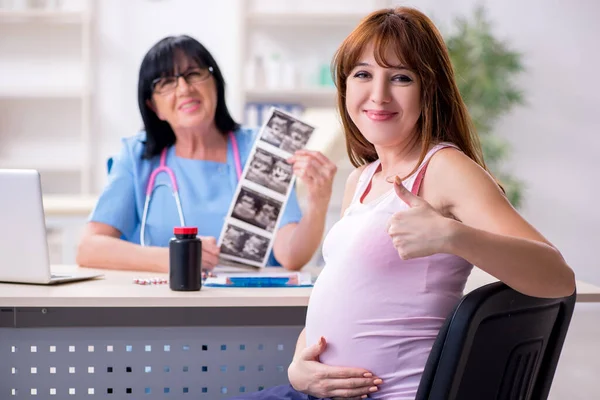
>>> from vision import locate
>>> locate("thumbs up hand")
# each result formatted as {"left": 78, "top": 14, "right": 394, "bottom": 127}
{"left": 386, "top": 176, "right": 453, "bottom": 260}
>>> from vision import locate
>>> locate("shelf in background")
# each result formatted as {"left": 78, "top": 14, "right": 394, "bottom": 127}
{"left": 43, "top": 194, "right": 97, "bottom": 217}
{"left": 0, "top": 86, "right": 87, "bottom": 99}
{"left": 0, "top": 158, "right": 83, "bottom": 172}
{"left": 247, "top": 12, "right": 364, "bottom": 27}
{"left": 0, "top": 9, "right": 85, "bottom": 24}
{"left": 245, "top": 87, "right": 337, "bottom": 108}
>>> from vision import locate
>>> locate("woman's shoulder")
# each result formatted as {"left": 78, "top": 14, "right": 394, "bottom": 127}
{"left": 425, "top": 144, "right": 500, "bottom": 204}
{"left": 338, "top": 164, "right": 373, "bottom": 216}
{"left": 344, "top": 163, "right": 373, "bottom": 195}
{"left": 427, "top": 144, "right": 479, "bottom": 176}
{"left": 346, "top": 163, "right": 372, "bottom": 184}
{"left": 118, "top": 131, "right": 147, "bottom": 160}
{"left": 122, "top": 130, "right": 146, "bottom": 149}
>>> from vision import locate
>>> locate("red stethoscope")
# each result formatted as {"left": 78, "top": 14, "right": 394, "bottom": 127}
{"left": 140, "top": 131, "right": 242, "bottom": 246}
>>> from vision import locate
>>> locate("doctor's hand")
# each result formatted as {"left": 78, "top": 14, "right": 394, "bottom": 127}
{"left": 288, "top": 336, "right": 381, "bottom": 399}
{"left": 199, "top": 236, "right": 219, "bottom": 270}
{"left": 288, "top": 150, "right": 337, "bottom": 210}
{"left": 386, "top": 176, "right": 454, "bottom": 259}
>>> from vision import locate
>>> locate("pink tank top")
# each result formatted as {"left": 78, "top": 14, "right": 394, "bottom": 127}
{"left": 305, "top": 143, "right": 473, "bottom": 399}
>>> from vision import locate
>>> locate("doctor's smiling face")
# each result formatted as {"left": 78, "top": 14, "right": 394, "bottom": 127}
{"left": 149, "top": 51, "right": 218, "bottom": 133}
{"left": 138, "top": 35, "right": 239, "bottom": 158}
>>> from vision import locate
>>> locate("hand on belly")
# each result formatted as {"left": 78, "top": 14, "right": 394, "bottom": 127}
{"left": 289, "top": 336, "right": 383, "bottom": 399}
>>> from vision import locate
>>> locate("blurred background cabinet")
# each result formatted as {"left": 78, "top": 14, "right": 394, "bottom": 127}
{"left": 239, "top": 0, "right": 389, "bottom": 121}
{"left": 0, "top": 0, "right": 94, "bottom": 264}
{"left": 0, "top": 0, "right": 93, "bottom": 194}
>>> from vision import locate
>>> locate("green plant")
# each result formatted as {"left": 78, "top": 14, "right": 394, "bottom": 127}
{"left": 445, "top": 6, "right": 525, "bottom": 207}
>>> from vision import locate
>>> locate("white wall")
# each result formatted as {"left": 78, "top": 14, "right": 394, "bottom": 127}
{"left": 414, "top": 0, "right": 600, "bottom": 284}
{"left": 488, "top": 0, "right": 600, "bottom": 286}
{"left": 91, "top": 0, "right": 600, "bottom": 283}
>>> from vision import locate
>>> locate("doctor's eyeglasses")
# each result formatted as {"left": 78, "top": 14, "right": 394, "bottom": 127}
{"left": 151, "top": 66, "right": 214, "bottom": 95}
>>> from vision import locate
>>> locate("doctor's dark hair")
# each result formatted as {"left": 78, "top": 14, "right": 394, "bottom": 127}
{"left": 138, "top": 35, "right": 240, "bottom": 159}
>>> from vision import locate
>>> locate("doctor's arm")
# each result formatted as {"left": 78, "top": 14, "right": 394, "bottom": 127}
{"left": 77, "top": 223, "right": 220, "bottom": 272}
{"left": 77, "top": 223, "right": 169, "bottom": 272}
{"left": 272, "top": 206, "right": 328, "bottom": 271}
{"left": 75, "top": 141, "right": 174, "bottom": 272}
{"left": 75, "top": 141, "right": 173, "bottom": 272}
{"left": 272, "top": 150, "right": 338, "bottom": 271}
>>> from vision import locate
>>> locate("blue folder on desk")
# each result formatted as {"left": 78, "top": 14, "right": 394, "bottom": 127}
{"left": 204, "top": 272, "right": 313, "bottom": 288}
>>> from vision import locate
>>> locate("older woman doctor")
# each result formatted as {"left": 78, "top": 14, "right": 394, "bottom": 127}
{"left": 76, "top": 35, "right": 337, "bottom": 272}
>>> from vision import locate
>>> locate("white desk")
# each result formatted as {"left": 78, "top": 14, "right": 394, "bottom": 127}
{"left": 0, "top": 266, "right": 308, "bottom": 399}
{"left": 1, "top": 266, "right": 598, "bottom": 309}
{"left": 463, "top": 267, "right": 600, "bottom": 303}
{"left": 1, "top": 266, "right": 598, "bottom": 399}
{"left": 0, "top": 267, "right": 312, "bottom": 308}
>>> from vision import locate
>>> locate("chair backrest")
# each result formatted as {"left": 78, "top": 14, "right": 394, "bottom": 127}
{"left": 416, "top": 281, "right": 576, "bottom": 400}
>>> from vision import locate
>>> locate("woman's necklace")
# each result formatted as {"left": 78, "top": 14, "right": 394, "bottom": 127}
{"left": 375, "top": 164, "right": 404, "bottom": 184}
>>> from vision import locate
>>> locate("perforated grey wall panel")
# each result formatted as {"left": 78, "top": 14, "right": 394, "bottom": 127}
{"left": 1, "top": 326, "right": 303, "bottom": 398}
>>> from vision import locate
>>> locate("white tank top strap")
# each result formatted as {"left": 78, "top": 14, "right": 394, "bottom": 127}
{"left": 349, "top": 161, "right": 381, "bottom": 206}
{"left": 418, "top": 142, "right": 459, "bottom": 170}
{"left": 348, "top": 142, "right": 460, "bottom": 205}
{"left": 409, "top": 142, "right": 460, "bottom": 194}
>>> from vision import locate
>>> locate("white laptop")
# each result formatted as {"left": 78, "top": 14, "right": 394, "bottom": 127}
{"left": 0, "top": 169, "right": 103, "bottom": 284}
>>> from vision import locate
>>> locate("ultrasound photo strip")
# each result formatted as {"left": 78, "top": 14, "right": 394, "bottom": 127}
{"left": 245, "top": 148, "right": 293, "bottom": 196}
{"left": 231, "top": 187, "right": 282, "bottom": 233}
{"left": 217, "top": 107, "right": 316, "bottom": 268}
{"left": 259, "top": 109, "right": 315, "bottom": 157}
{"left": 220, "top": 223, "right": 272, "bottom": 267}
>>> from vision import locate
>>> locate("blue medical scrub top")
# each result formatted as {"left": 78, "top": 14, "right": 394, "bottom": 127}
{"left": 89, "top": 127, "right": 302, "bottom": 266}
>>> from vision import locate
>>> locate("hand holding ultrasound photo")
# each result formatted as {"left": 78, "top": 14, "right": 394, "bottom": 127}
{"left": 217, "top": 108, "right": 315, "bottom": 268}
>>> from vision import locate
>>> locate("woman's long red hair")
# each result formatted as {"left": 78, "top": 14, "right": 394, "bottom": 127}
{"left": 333, "top": 7, "right": 497, "bottom": 183}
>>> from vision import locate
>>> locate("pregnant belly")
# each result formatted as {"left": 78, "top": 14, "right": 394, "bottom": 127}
{"left": 307, "top": 309, "right": 441, "bottom": 371}
{"left": 306, "top": 303, "right": 441, "bottom": 399}
{"left": 305, "top": 272, "right": 444, "bottom": 392}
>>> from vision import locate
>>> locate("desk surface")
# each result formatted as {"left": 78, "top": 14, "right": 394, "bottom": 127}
{"left": 0, "top": 266, "right": 598, "bottom": 308}
{"left": 0, "top": 266, "right": 312, "bottom": 308}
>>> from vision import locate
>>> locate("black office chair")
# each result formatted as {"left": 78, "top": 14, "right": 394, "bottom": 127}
{"left": 415, "top": 281, "right": 577, "bottom": 400}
